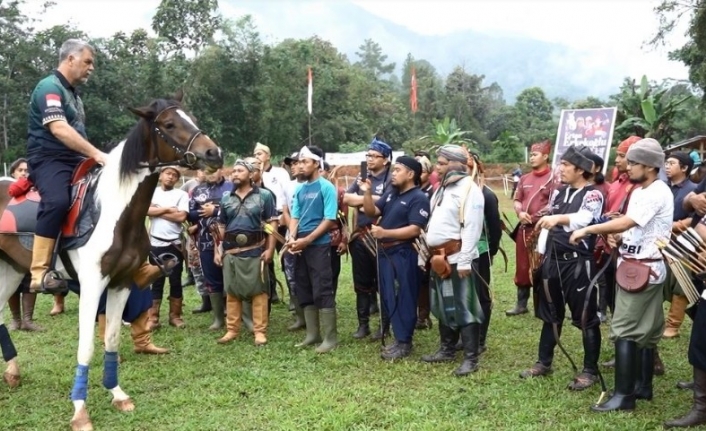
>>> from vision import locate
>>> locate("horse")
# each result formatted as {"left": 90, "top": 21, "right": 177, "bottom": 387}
{"left": 0, "top": 90, "right": 223, "bottom": 431}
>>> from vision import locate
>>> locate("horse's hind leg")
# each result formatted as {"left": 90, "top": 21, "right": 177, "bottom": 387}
{"left": 0, "top": 260, "right": 27, "bottom": 388}
{"left": 70, "top": 272, "right": 108, "bottom": 431}
{"left": 103, "top": 287, "right": 133, "bottom": 412}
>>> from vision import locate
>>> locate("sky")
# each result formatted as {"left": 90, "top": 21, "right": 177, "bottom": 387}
{"left": 22, "top": 0, "right": 691, "bottom": 83}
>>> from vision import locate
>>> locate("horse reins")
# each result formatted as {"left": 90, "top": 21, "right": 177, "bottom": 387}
{"left": 143, "top": 105, "right": 203, "bottom": 169}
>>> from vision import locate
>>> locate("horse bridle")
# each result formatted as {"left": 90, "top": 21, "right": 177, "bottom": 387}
{"left": 144, "top": 105, "right": 203, "bottom": 169}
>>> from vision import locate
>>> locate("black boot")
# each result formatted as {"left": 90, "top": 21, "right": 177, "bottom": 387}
{"left": 664, "top": 367, "right": 706, "bottom": 428}
{"left": 191, "top": 294, "right": 212, "bottom": 314}
{"left": 369, "top": 292, "right": 379, "bottom": 315}
{"left": 677, "top": 381, "right": 695, "bottom": 390}
{"left": 505, "top": 287, "right": 530, "bottom": 316}
{"left": 352, "top": 293, "right": 371, "bottom": 339}
{"left": 591, "top": 338, "right": 637, "bottom": 412}
{"left": 635, "top": 347, "right": 654, "bottom": 400}
{"left": 568, "top": 326, "right": 600, "bottom": 391}
{"left": 455, "top": 323, "right": 480, "bottom": 376}
{"left": 421, "top": 324, "right": 458, "bottom": 363}
{"left": 381, "top": 341, "right": 412, "bottom": 360}
{"left": 479, "top": 305, "right": 492, "bottom": 354}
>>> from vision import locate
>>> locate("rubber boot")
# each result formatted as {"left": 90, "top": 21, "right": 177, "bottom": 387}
{"left": 20, "top": 293, "right": 43, "bottom": 332}
{"left": 635, "top": 347, "right": 655, "bottom": 400}
{"left": 50, "top": 294, "right": 65, "bottom": 316}
{"left": 207, "top": 293, "right": 225, "bottom": 331}
{"left": 132, "top": 311, "right": 169, "bottom": 354}
{"left": 148, "top": 299, "right": 162, "bottom": 330}
{"left": 288, "top": 298, "right": 306, "bottom": 331}
{"left": 242, "top": 301, "right": 254, "bottom": 332}
{"left": 218, "top": 295, "right": 242, "bottom": 344}
{"left": 421, "top": 324, "right": 459, "bottom": 363}
{"left": 28, "top": 235, "right": 67, "bottom": 294}
{"left": 664, "top": 367, "right": 706, "bottom": 428}
{"left": 352, "top": 292, "right": 371, "bottom": 339}
{"left": 252, "top": 293, "right": 269, "bottom": 346}
{"left": 369, "top": 292, "right": 379, "bottom": 315}
{"left": 168, "top": 297, "right": 185, "bottom": 328}
{"left": 591, "top": 338, "right": 637, "bottom": 412}
{"left": 8, "top": 292, "right": 21, "bottom": 330}
{"left": 455, "top": 323, "right": 480, "bottom": 376}
{"left": 568, "top": 326, "right": 601, "bottom": 391}
{"left": 505, "top": 287, "right": 529, "bottom": 316}
{"left": 296, "top": 306, "right": 322, "bottom": 347}
{"left": 664, "top": 294, "right": 688, "bottom": 338}
{"left": 192, "top": 294, "right": 212, "bottom": 314}
{"left": 182, "top": 267, "right": 195, "bottom": 287}
{"left": 315, "top": 308, "right": 337, "bottom": 353}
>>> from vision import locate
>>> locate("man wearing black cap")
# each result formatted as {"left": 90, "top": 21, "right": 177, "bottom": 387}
{"left": 361, "top": 156, "right": 430, "bottom": 359}
{"left": 520, "top": 146, "right": 604, "bottom": 391}
{"left": 282, "top": 152, "right": 307, "bottom": 330}
{"left": 663, "top": 151, "right": 697, "bottom": 339}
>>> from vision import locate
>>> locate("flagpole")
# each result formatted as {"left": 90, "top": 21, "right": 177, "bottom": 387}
{"left": 307, "top": 67, "right": 313, "bottom": 146}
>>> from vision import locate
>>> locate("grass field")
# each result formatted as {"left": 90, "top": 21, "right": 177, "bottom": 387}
{"left": 0, "top": 190, "right": 696, "bottom": 431}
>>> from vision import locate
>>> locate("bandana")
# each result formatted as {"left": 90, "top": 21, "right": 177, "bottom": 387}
{"left": 254, "top": 142, "right": 271, "bottom": 156}
{"left": 234, "top": 159, "right": 254, "bottom": 172}
{"left": 530, "top": 140, "right": 552, "bottom": 155}
{"left": 416, "top": 155, "right": 433, "bottom": 174}
{"left": 617, "top": 136, "right": 641, "bottom": 154}
{"left": 299, "top": 146, "right": 321, "bottom": 162}
{"left": 368, "top": 138, "right": 392, "bottom": 158}
{"left": 437, "top": 144, "right": 468, "bottom": 163}
{"left": 244, "top": 157, "right": 261, "bottom": 171}
{"left": 395, "top": 156, "right": 422, "bottom": 185}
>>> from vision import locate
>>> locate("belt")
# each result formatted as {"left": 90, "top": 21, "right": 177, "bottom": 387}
{"left": 553, "top": 251, "right": 580, "bottom": 261}
{"left": 224, "top": 239, "right": 266, "bottom": 255}
{"left": 379, "top": 240, "right": 409, "bottom": 249}
{"left": 225, "top": 232, "right": 263, "bottom": 246}
{"left": 430, "top": 239, "right": 462, "bottom": 256}
{"left": 621, "top": 257, "right": 662, "bottom": 263}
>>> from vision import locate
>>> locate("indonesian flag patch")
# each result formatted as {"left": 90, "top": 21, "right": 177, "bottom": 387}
{"left": 46, "top": 94, "right": 61, "bottom": 107}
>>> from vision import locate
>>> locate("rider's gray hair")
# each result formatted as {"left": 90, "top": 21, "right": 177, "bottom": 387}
{"left": 59, "top": 39, "right": 95, "bottom": 63}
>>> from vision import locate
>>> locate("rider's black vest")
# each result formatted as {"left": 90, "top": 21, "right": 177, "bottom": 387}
{"left": 549, "top": 185, "right": 596, "bottom": 258}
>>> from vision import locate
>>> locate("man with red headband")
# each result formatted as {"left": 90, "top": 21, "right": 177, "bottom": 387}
{"left": 507, "top": 140, "right": 553, "bottom": 316}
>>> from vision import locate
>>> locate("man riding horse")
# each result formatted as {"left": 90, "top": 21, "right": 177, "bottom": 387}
{"left": 26, "top": 39, "right": 169, "bottom": 294}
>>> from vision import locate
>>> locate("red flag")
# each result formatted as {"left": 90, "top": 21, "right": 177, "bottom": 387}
{"left": 410, "top": 67, "right": 418, "bottom": 113}
{"left": 307, "top": 67, "right": 313, "bottom": 115}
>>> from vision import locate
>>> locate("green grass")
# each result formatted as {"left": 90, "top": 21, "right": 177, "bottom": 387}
{"left": 0, "top": 190, "right": 696, "bottom": 430}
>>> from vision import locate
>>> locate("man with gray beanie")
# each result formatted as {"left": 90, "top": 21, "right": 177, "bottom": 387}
{"left": 571, "top": 137, "right": 673, "bottom": 412}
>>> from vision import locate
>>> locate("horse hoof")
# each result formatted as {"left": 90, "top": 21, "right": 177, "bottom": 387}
{"left": 112, "top": 397, "right": 135, "bottom": 412}
{"left": 2, "top": 371, "right": 20, "bottom": 388}
{"left": 70, "top": 409, "right": 93, "bottom": 431}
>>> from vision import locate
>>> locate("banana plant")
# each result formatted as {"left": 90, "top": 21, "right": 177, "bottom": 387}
{"left": 615, "top": 75, "right": 692, "bottom": 146}
{"left": 416, "top": 117, "right": 477, "bottom": 154}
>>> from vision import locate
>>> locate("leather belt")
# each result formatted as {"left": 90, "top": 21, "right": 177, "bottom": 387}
{"left": 379, "top": 240, "right": 409, "bottom": 249}
{"left": 430, "top": 239, "right": 462, "bottom": 256}
{"left": 225, "top": 232, "right": 262, "bottom": 246}
{"left": 224, "top": 239, "right": 266, "bottom": 255}
{"left": 622, "top": 257, "right": 662, "bottom": 263}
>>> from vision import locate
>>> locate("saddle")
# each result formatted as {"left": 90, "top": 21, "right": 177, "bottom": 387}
{"left": 0, "top": 158, "right": 103, "bottom": 250}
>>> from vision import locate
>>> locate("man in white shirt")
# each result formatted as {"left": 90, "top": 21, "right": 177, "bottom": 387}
{"left": 147, "top": 167, "right": 189, "bottom": 329}
{"left": 254, "top": 142, "right": 291, "bottom": 304}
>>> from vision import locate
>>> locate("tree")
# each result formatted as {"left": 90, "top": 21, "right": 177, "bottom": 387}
{"left": 354, "top": 39, "right": 395, "bottom": 79}
{"left": 151, "top": 0, "right": 222, "bottom": 55}
{"left": 507, "top": 87, "right": 556, "bottom": 146}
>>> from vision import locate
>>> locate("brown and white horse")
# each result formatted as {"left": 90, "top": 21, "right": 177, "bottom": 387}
{"left": 0, "top": 91, "right": 223, "bottom": 431}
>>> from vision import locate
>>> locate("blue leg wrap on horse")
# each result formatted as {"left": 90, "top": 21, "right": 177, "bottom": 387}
{"left": 70, "top": 364, "right": 90, "bottom": 401}
{"left": 103, "top": 351, "right": 119, "bottom": 390}
{"left": 0, "top": 324, "right": 17, "bottom": 361}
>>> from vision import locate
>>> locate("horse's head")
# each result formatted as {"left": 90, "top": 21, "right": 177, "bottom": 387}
{"left": 128, "top": 90, "right": 223, "bottom": 173}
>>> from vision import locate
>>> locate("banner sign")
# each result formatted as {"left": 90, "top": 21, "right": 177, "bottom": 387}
{"left": 325, "top": 151, "right": 405, "bottom": 166}
{"left": 552, "top": 107, "right": 618, "bottom": 175}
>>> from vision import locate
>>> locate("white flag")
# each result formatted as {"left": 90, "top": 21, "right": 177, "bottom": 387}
{"left": 307, "top": 67, "right": 313, "bottom": 115}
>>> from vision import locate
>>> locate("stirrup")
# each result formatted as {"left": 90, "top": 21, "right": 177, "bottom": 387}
{"left": 150, "top": 252, "right": 180, "bottom": 276}
{"left": 38, "top": 270, "right": 69, "bottom": 295}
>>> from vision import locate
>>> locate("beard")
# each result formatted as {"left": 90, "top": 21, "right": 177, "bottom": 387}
{"left": 629, "top": 174, "right": 646, "bottom": 184}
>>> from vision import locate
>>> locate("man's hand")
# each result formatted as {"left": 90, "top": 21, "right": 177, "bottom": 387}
{"left": 289, "top": 236, "right": 311, "bottom": 253}
{"left": 673, "top": 220, "right": 688, "bottom": 234}
{"left": 536, "top": 215, "right": 560, "bottom": 230}
{"left": 457, "top": 268, "right": 472, "bottom": 278}
{"left": 358, "top": 178, "right": 372, "bottom": 193}
{"left": 604, "top": 211, "right": 621, "bottom": 220}
{"left": 606, "top": 233, "right": 622, "bottom": 249}
{"left": 569, "top": 227, "right": 588, "bottom": 245}
{"left": 261, "top": 248, "right": 274, "bottom": 263}
{"left": 92, "top": 151, "right": 109, "bottom": 166}
{"left": 188, "top": 225, "right": 199, "bottom": 235}
{"left": 370, "top": 224, "right": 386, "bottom": 239}
{"left": 214, "top": 251, "right": 223, "bottom": 267}
{"left": 691, "top": 194, "right": 706, "bottom": 216}
{"left": 336, "top": 241, "right": 348, "bottom": 255}
{"left": 518, "top": 211, "right": 532, "bottom": 225}
{"left": 199, "top": 203, "right": 217, "bottom": 218}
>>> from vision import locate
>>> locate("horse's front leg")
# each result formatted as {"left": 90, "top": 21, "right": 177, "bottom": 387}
{"left": 103, "top": 287, "right": 133, "bottom": 412}
{"left": 70, "top": 274, "right": 108, "bottom": 431}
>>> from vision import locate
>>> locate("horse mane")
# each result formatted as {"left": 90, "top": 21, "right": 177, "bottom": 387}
{"left": 118, "top": 97, "right": 181, "bottom": 181}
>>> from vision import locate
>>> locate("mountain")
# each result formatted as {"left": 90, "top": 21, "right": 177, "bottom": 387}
{"left": 222, "top": 0, "right": 630, "bottom": 102}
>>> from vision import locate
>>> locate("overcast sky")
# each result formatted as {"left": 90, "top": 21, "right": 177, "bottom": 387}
{"left": 24, "top": 0, "right": 690, "bottom": 82}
